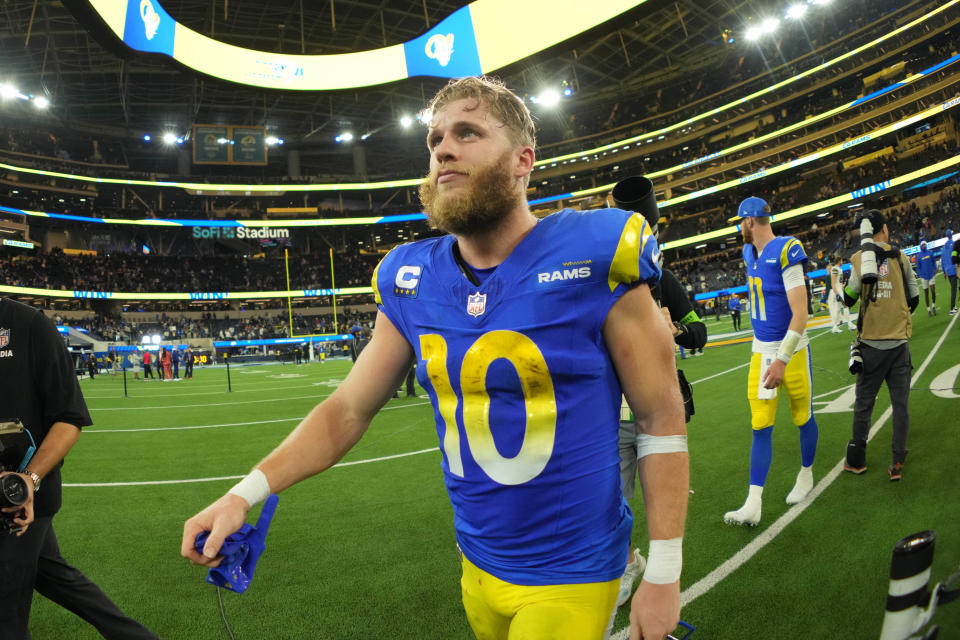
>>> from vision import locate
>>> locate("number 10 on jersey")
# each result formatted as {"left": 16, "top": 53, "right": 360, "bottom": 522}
{"left": 419, "top": 331, "right": 558, "bottom": 487}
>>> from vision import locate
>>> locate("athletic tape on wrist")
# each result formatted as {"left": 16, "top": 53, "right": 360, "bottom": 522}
{"left": 635, "top": 434, "right": 688, "bottom": 459}
{"left": 228, "top": 468, "right": 271, "bottom": 508}
{"left": 645, "top": 537, "right": 683, "bottom": 584}
{"left": 776, "top": 329, "right": 802, "bottom": 365}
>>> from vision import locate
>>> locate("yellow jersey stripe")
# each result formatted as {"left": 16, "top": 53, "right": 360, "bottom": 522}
{"left": 780, "top": 238, "right": 801, "bottom": 270}
{"left": 608, "top": 214, "right": 651, "bottom": 293}
{"left": 371, "top": 259, "right": 383, "bottom": 305}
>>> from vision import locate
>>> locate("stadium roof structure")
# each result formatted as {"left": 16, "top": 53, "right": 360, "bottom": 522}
{"left": 1, "top": 0, "right": 759, "bottom": 176}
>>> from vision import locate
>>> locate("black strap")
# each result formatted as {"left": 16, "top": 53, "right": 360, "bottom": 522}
{"left": 451, "top": 242, "right": 480, "bottom": 287}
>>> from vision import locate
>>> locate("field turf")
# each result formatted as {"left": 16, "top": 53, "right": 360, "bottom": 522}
{"left": 30, "top": 281, "right": 960, "bottom": 639}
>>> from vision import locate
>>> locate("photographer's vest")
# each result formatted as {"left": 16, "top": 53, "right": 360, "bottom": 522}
{"left": 851, "top": 243, "right": 912, "bottom": 341}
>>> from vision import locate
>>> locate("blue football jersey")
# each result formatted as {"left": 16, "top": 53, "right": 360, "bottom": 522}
{"left": 942, "top": 236, "right": 957, "bottom": 276}
{"left": 916, "top": 248, "right": 936, "bottom": 280}
{"left": 372, "top": 208, "right": 661, "bottom": 586}
{"left": 743, "top": 236, "right": 807, "bottom": 342}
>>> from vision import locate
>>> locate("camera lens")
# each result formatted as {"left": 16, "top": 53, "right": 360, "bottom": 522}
{"left": 0, "top": 474, "right": 28, "bottom": 508}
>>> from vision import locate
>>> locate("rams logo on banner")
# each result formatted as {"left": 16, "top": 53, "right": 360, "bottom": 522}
{"left": 140, "top": 0, "right": 161, "bottom": 40}
{"left": 425, "top": 34, "right": 455, "bottom": 67}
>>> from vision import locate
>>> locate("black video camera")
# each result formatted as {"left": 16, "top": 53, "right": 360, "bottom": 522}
{"left": 612, "top": 176, "right": 661, "bottom": 238}
{"left": 0, "top": 420, "right": 35, "bottom": 532}
{"left": 0, "top": 465, "right": 29, "bottom": 531}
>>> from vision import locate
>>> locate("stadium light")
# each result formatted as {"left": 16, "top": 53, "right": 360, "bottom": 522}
{"left": 266, "top": 136, "right": 282, "bottom": 145}
{"left": 535, "top": 89, "right": 561, "bottom": 108}
{"left": 175, "top": 137, "right": 184, "bottom": 144}
{"left": 1, "top": 84, "right": 20, "bottom": 100}
{"left": 335, "top": 132, "right": 354, "bottom": 143}
{"left": 417, "top": 109, "right": 432, "bottom": 125}
{"left": 33, "top": 96, "right": 49, "bottom": 109}
{"left": 744, "top": 26, "right": 763, "bottom": 41}
{"left": 760, "top": 17, "right": 780, "bottom": 34}
{"left": 786, "top": 4, "right": 808, "bottom": 19}
{"left": 400, "top": 115, "right": 413, "bottom": 129}
{"left": 143, "top": 134, "right": 152, "bottom": 142}
{"left": 216, "top": 137, "right": 229, "bottom": 144}
{"left": 162, "top": 133, "right": 177, "bottom": 144}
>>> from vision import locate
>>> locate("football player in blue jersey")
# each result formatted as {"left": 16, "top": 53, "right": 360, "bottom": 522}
{"left": 723, "top": 197, "right": 819, "bottom": 527}
{"left": 915, "top": 240, "right": 937, "bottom": 316}
{"left": 182, "top": 76, "right": 689, "bottom": 640}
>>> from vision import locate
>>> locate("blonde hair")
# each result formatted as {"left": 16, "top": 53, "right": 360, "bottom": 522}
{"left": 426, "top": 76, "right": 536, "bottom": 150}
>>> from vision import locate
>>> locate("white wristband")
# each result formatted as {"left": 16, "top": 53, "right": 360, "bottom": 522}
{"left": 645, "top": 537, "right": 683, "bottom": 584}
{"left": 776, "top": 329, "right": 802, "bottom": 365}
{"left": 228, "top": 468, "right": 271, "bottom": 508}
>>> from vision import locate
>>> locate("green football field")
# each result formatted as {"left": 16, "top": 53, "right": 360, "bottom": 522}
{"left": 30, "top": 283, "right": 960, "bottom": 640}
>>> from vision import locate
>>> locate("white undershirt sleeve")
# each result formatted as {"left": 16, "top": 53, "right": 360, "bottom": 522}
{"left": 782, "top": 263, "right": 805, "bottom": 291}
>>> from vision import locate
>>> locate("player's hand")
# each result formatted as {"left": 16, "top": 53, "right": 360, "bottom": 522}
{"left": 0, "top": 471, "right": 35, "bottom": 536}
{"left": 630, "top": 580, "right": 680, "bottom": 640}
{"left": 762, "top": 359, "right": 786, "bottom": 388}
{"left": 660, "top": 307, "right": 680, "bottom": 337}
{"left": 181, "top": 493, "right": 251, "bottom": 567}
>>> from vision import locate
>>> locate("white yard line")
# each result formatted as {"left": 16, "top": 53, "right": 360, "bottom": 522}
{"left": 63, "top": 447, "right": 438, "bottom": 487}
{"left": 83, "top": 401, "right": 431, "bottom": 433}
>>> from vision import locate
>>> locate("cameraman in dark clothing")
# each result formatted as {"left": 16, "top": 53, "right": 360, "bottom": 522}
{"left": 841, "top": 211, "right": 919, "bottom": 482}
{"left": 609, "top": 177, "right": 707, "bottom": 607}
{"left": 0, "top": 298, "right": 158, "bottom": 640}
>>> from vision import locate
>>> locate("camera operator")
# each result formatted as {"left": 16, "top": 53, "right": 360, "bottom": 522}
{"left": 610, "top": 176, "right": 707, "bottom": 608}
{"left": 841, "top": 210, "right": 919, "bottom": 481}
{"left": 0, "top": 298, "right": 157, "bottom": 640}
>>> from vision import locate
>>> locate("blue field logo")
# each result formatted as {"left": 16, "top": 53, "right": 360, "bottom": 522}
{"left": 123, "top": 0, "right": 175, "bottom": 56}
{"left": 403, "top": 6, "right": 481, "bottom": 79}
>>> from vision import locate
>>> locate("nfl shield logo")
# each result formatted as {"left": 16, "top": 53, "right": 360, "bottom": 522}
{"left": 0, "top": 328, "right": 8, "bottom": 348}
{"left": 466, "top": 292, "right": 487, "bottom": 317}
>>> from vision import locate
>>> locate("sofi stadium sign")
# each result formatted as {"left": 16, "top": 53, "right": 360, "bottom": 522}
{"left": 192, "top": 227, "right": 290, "bottom": 239}
{"left": 82, "top": 0, "right": 644, "bottom": 91}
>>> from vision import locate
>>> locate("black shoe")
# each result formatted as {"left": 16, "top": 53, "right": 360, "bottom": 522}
{"left": 843, "top": 462, "right": 867, "bottom": 475}
{"left": 887, "top": 462, "right": 903, "bottom": 482}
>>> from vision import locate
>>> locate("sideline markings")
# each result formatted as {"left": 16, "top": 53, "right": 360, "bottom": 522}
{"left": 83, "top": 400, "right": 431, "bottom": 433}
{"left": 63, "top": 447, "right": 438, "bottom": 487}
{"left": 81, "top": 380, "right": 340, "bottom": 400}
{"left": 88, "top": 392, "right": 334, "bottom": 411}
{"left": 610, "top": 312, "right": 957, "bottom": 639}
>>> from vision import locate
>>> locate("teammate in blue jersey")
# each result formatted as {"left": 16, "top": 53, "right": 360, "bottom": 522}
{"left": 915, "top": 240, "right": 938, "bottom": 315}
{"left": 723, "top": 197, "right": 819, "bottom": 527}
{"left": 181, "top": 76, "right": 689, "bottom": 640}
{"left": 940, "top": 228, "right": 958, "bottom": 314}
